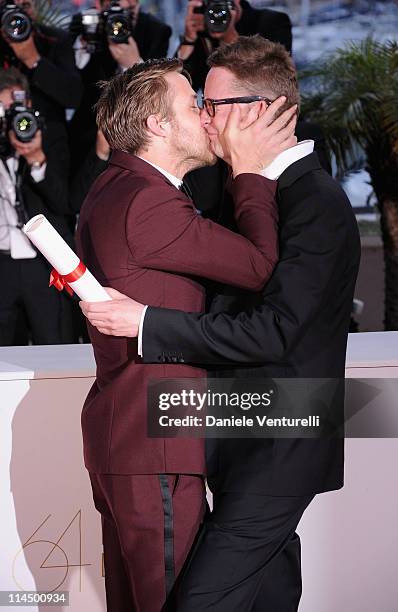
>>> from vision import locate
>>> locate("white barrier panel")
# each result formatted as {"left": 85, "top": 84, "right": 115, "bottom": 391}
{"left": 0, "top": 345, "right": 103, "bottom": 612}
{"left": 0, "top": 333, "right": 397, "bottom": 611}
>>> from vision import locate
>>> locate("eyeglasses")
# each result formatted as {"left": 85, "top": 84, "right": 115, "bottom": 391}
{"left": 198, "top": 95, "right": 274, "bottom": 117}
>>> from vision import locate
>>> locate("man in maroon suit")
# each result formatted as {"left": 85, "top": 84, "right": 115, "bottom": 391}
{"left": 76, "top": 57, "right": 296, "bottom": 611}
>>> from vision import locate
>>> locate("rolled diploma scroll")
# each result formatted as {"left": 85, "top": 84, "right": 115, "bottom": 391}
{"left": 23, "top": 214, "right": 111, "bottom": 302}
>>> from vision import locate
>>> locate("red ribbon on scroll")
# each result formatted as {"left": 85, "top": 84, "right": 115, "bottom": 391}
{"left": 49, "top": 261, "right": 86, "bottom": 296}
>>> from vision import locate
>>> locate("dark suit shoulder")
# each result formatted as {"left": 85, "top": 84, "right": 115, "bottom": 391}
{"left": 257, "top": 7, "right": 292, "bottom": 27}
{"left": 279, "top": 169, "right": 359, "bottom": 257}
{"left": 238, "top": 0, "right": 291, "bottom": 38}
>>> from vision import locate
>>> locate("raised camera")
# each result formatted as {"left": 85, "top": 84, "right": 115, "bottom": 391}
{"left": 0, "top": 1, "right": 32, "bottom": 42}
{"left": 70, "top": 1, "right": 134, "bottom": 53}
{"left": 103, "top": 2, "right": 134, "bottom": 44}
{"left": 0, "top": 91, "right": 43, "bottom": 145}
{"left": 194, "top": 0, "right": 235, "bottom": 35}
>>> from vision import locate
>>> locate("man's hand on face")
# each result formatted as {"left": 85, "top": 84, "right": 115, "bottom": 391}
{"left": 8, "top": 36, "right": 40, "bottom": 69}
{"left": 220, "top": 97, "right": 298, "bottom": 177}
{"left": 9, "top": 129, "right": 46, "bottom": 166}
{"left": 108, "top": 36, "right": 141, "bottom": 69}
{"left": 80, "top": 288, "right": 144, "bottom": 337}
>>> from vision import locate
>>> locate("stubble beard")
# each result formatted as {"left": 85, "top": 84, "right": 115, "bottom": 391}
{"left": 171, "top": 122, "right": 217, "bottom": 173}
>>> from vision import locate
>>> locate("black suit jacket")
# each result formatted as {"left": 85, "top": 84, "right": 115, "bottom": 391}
{"left": 68, "top": 10, "right": 171, "bottom": 175}
{"left": 17, "top": 121, "right": 74, "bottom": 249}
{"left": 183, "top": 1, "right": 292, "bottom": 92}
{"left": 142, "top": 153, "right": 361, "bottom": 496}
{"left": 1, "top": 24, "right": 82, "bottom": 123}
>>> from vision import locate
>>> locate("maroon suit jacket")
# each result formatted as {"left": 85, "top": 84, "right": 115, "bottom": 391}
{"left": 76, "top": 150, "right": 278, "bottom": 475}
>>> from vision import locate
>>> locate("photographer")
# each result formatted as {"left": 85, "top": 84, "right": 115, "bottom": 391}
{"left": 178, "top": 0, "right": 292, "bottom": 92}
{"left": 0, "top": 68, "right": 76, "bottom": 345}
{"left": 68, "top": 0, "right": 171, "bottom": 176}
{"left": 0, "top": 0, "right": 82, "bottom": 123}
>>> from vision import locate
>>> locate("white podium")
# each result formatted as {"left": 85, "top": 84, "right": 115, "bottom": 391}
{"left": 0, "top": 333, "right": 397, "bottom": 612}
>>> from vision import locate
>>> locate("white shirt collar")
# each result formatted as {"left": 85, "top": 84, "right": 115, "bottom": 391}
{"left": 137, "top": 156, "right": 182, "bottom": 189}
{"left": 261, "top": 140, "right": 315, "bottom": 181}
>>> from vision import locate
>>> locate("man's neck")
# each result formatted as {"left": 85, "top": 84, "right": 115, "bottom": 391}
{"left": 137, "top": 151, "right": 191, "bottom": 180}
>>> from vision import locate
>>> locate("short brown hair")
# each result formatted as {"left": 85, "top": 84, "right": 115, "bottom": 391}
{"left": 208, "top": 35, "right": 300, "bottom": 114}
{"left": 95, "top": 58, "right": 184, "bottom": 154}
{"left": 0, "top": 67, "right": 29, "bottom": 97}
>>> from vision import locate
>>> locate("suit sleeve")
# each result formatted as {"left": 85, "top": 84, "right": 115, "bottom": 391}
{"left": 27, "top": 122, "right": 70, "bottom": 215}
{"left": 142, "top": 192, "right": 358, "bottom": 365}
{"left": 31, "top": 31, "right": 83, "bottom": 109}
{"left": 127, "top": 173, "right": 278, "bottom": 292}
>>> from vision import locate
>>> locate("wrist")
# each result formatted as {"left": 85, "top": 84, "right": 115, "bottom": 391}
{"left": 182, "top": 31, "right": 197, "bottom": 43}
{"left": 231, "top": 156, "right": 263, "bottom": 178}
{"left": 28, "top": 153, "right": 46, "bottom": 167}
{"left": 25, "top": 53, "right": 41, "bottom": 70}
{"left": 231, "top": 164, "right": 263, "bottom": 178}
{"left": 119, "top": 56, "right": 140, "bottom": 69}
{"left": 221, "top": 28, "right": 238, "bottom": 44}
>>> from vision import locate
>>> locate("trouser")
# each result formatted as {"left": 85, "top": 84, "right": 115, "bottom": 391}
{"left": 89, "top": 472, "right": 206, "bottom": 612}
{"left": 0, "top": 253, "right": 76, "bottom": 345}
{"left": 172, "top": 491, "right": 314, "bottom": 612}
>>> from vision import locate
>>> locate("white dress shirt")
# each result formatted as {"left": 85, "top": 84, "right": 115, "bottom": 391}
{"left": 261, "top": 140, "right": 314, "bottom": 180}
{"left": 137, "top": 141, "right": 315, "bottom": 356}
{"left": 74, "top": 36, "right": 144, "bottom": 72}
{"left": 0, "top": 157, "right": 46, "bottom": 259}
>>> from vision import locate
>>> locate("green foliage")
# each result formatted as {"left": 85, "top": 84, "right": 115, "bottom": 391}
{"left": 301, "top": 39, "right": 398, "bottom": 180}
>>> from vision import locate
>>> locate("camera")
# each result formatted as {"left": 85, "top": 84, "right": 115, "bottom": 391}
{"left": 0, "top": 91, "right": 43, "bottom": 147}
{"left": 70, "top": 1, "right": 135, "bottom": 54}
{"left": 193, "top": 0, "right": 235, "bottom": 35}
{"left": 0, "top": 1, "right": 33, "bottom": 42}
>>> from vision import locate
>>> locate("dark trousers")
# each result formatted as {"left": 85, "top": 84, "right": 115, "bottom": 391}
{"left": 89, "top": 472, "right": 206, "bottom": 612}
{"left": 0, "top": 254, "right": 76, "bottom": 345}
{"left": 173, "top": 491, "right": 314, "bottom": 612}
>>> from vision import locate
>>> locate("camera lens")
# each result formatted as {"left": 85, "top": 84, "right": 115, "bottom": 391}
{"left": 205, "top": 1, "right": 233, "bottom": 34}
{"left": 106, "top": 13, "right": 130, "bottom": 43}
{"left": 1, "top": 8, "right": 32, "bottom": 42}
{"left": 12, "top": 111, "right": 38, "bottom": 142}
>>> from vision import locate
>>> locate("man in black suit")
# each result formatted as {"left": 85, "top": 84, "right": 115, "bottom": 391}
{"left": 0, "top": 68, "right": 75, "bottom": 345}
{"left": 0, "top": 0, "right": 82, "bottom": 123}
{"left": 68, "top": 0, "right": 171, "bottom": 176}
{"left": 178, "top": 0, "right": 292, "bottom": 92}
{"left": 80, "top": 36, "right": 361, "bottom": 611}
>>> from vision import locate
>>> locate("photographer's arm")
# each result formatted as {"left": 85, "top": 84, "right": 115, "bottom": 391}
{"left": 13, "top": 124, "right": 70, "bottom": 215}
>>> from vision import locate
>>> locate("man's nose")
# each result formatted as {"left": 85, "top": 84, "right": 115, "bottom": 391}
{"left": 200, "top": 108, "right": 211, "bottom": 127}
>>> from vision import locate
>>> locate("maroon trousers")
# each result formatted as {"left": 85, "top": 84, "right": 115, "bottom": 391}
{"left": 89, "top": 473, "right": 205, "bottom": 612}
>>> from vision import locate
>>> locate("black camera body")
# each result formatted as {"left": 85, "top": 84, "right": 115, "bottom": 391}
{"left": 194, "top": 0, "right": 235, "bottom": 35}
{"left": 0, "top": 1, "right": 33, "bottom": 43}
{"left": 0, "top": 95, "right": 43, "bottom": 150}
{"left": 70, "top": 2, "right": 135, "bottom": 54}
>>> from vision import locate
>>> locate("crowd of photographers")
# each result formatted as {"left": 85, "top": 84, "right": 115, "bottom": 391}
{"left": 0, "top": 0, "right": 329, "bottom": 346}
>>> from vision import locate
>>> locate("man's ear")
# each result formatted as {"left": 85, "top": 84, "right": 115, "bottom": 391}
{"left": 146, "top": 114, "right": 167, "bottom": 138}
{"left": 239, "top": 101, "right": 265, "bottom": 129}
